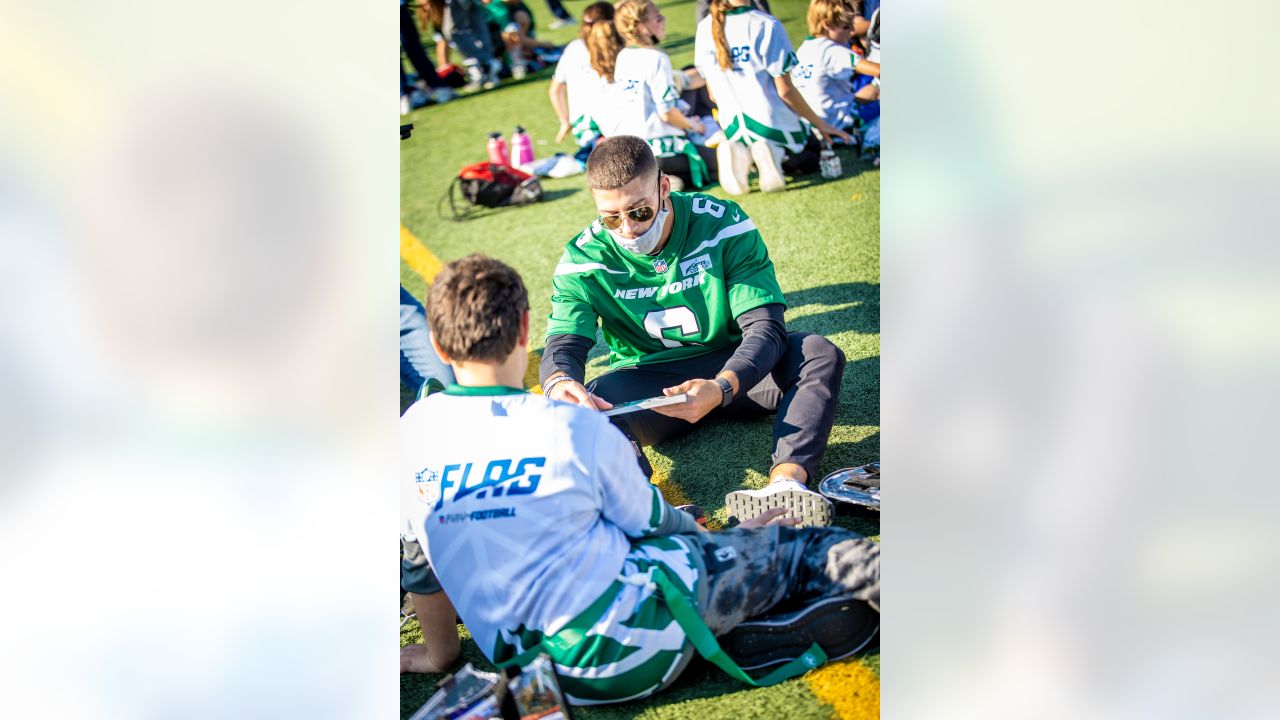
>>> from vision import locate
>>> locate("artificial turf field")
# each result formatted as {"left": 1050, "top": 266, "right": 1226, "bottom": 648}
{"left": 400, "top": 1, "right": 879, "bottom": 716}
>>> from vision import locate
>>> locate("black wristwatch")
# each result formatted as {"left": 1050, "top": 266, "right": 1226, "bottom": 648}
{"left": 714, "top": 376, "right": 734, "bottom": 408}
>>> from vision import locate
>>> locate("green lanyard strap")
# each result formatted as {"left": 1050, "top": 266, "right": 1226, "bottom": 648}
{"left": 678, "top": 141, "right": 709, "bottom": 190}
{"left": 498, "top": 565, "right": 828, "bottom": 690}
{"left": 650, "top": 565, "right": 827, "bottom": 687}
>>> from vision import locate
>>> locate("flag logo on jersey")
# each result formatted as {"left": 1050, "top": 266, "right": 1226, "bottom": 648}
{"left": 652, "top": 258, "right": 669, "bottom": 273}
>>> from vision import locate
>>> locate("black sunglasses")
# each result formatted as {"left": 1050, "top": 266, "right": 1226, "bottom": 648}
{"left": 599, "top": 176, "right": 664, "bottom": 230}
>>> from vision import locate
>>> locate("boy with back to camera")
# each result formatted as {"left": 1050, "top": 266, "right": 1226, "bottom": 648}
{"left": 402, "top": 254, "right": 879, "bottom": 704}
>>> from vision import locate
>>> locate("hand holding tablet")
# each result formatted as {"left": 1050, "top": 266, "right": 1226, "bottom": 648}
{"left": 601, "top": 393, "right": 690, "bottom": 417}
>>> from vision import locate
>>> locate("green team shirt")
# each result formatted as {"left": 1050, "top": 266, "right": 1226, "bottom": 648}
{"left": 547, "top": 191, "right": 785, "bottom": 369}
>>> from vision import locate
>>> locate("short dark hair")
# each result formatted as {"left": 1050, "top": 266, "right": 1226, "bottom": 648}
{"left": 427, "top": 254, "right": 529, "bottom": 363}
{"left": 586, "top": 135, "right": 657, "bottom": 190}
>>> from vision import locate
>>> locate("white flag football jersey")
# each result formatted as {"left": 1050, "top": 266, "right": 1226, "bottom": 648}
{"left": 792, "top": 36, "right": 857, "bottom": 130}
{"left": 401, "top": 386, "right": 701, "bottom": 704}
{"left": 694, "top": 7, "right": 811, "bottom": 153}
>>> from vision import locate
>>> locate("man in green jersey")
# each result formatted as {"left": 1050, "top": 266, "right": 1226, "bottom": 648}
{"left": 540, "top": 135, "right": 846, "bottom": 525}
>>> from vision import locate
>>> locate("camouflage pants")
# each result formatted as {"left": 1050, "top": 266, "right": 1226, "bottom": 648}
{"left": 682, "top": 526, "right": 880, "bottom": 635}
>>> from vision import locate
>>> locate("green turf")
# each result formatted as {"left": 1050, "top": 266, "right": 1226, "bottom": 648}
{"left": 401, "top": 1, "right": 878, "bottom": 716}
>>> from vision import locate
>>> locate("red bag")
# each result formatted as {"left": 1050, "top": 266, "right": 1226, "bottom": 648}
{"left": 439, "top": 162, "right": 543, "bottom": 220}
{"left": 436, "top": 64, "right": 467, "bottom": 89}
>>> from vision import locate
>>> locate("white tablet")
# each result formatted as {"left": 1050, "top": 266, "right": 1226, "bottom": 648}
{"left": 601, "top": 393, "right": 690, "bottom": 417}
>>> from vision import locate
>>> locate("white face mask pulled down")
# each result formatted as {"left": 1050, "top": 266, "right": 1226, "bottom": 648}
{"left": 607, "top": 202, "right": 669, "bottom": 256}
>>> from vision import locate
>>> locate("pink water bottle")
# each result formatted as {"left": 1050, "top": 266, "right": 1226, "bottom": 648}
{"left": 511, "top": 125, "right": 535, "bottom": 167}
{"left": 486, "top": 131, "right": 509, "bottom": 166}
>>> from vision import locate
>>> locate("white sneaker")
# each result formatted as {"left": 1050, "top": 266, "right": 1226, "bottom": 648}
{"left": 750, "top": 140, "right": 787, "bottom": 193}
{"left": 511, "top": 62, "right": 527, "bottom": 80}
{"left": 548, "top": 17, "right": 576, "bottom": 30}
{"left": 400, "top": 95, "right": 411, "bottom": 116}
{"left": 725, "top": 479, "right": 834, "bottom": 527}
{"left": 463, "top": 63, "right": 485, "bottom": 92}
{"left": 716, "top": 141, "right": 752, "bottom": 196}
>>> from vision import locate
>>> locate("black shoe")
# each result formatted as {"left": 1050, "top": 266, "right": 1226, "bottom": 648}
{"left": 722, "top": 595, "right": 879, "bottom": 671}
{"left": 675, "top": 504, "right": 707, "bottom": 527}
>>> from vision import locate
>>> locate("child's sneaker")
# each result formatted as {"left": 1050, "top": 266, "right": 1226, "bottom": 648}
{"left": 463, "top": 62, "right": 485, "bottom": 92}
{"left": 717, "top": 141, "right": 752, "bottom": 196}
{"left": 674, "top": 504, "right": 707, "bottom": 528}
{"left": 725, "top": 479, "right": 833, "bottom": 527}
{"left": 750, "top": 140, "right": 787, "bottom": 193}
{"left": 721, "top": 595, "right": 879, "bottom": 671}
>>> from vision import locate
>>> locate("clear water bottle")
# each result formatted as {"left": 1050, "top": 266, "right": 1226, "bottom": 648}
{"left": 819, "top": 143, "right": 842, "bottom": 179}
{"left": 487, "top": 131, "right": 509, "bottom": 166}
{"left": 511, "top": 125, "right": 535, "bottom": 167}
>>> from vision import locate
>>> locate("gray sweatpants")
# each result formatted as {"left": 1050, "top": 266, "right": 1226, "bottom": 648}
{"left": 681, "top": 525, "right": 879, "bottom": 634}
{"left": 587, "top": 331, "right": 845, "bottom": 482}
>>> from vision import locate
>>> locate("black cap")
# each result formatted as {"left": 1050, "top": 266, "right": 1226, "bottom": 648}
{"left": 514, "top": 125, "right": 526, "bottom": 133}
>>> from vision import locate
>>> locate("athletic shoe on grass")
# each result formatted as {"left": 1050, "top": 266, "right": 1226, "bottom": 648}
{"left": 725, "top": 479, "right": 833, "bottom": 527}
{"left": 717, "top": 141, "right": 752, "bottom": 196}
{"left": 675, "top": 504, "right": 707, "bottom": 527}
{"left": 750, "top": 140, "right": 787, "bottom": 193}
{"left": 722, "top": 595, "right": 879, "bottom": 671}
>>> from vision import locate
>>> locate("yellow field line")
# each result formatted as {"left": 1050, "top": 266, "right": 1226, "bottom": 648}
{"left": 524, "top": 350, "right": 544, "bottom": 393}
{"left": 805, "top": 659, "right": 880, "bottom": 719}
{"left": 401, "top": 224, "right": 444, "bottom": 284}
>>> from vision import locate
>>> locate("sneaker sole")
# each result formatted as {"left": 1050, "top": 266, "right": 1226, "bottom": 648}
{"left": 722, "top": 596, "right": 879, "bottom": 671}
{"left": 750, "top": 141, "right": 787, "bottom": 193}
{"left": 725, "top": 488, "right": 833, "bottom": 527}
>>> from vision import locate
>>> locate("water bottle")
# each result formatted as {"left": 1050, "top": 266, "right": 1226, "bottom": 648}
{"left": 819, "top": 142, "right": 842, "bottom": 179}
{"left": 511, "top": 125, "right": 535, "bottom": 168}
{"left": 487, "top": 131, "right": 509, "bottom": 166}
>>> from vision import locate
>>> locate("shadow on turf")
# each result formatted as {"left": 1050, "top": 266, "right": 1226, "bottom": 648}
{"left": 784, "top": 281, "right": 880, "bottom": 338}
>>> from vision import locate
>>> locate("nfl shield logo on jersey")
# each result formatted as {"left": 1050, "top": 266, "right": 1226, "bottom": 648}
{"left": 415, "top": 467, "right": 442, "bottom": 506}
{"left": 652, "top": 258, "right": 669, "bottom": 273}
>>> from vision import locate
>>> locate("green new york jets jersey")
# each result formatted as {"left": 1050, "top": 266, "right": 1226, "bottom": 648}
{"left": 548, "top": 191, "right": 785, "bottom": 369}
